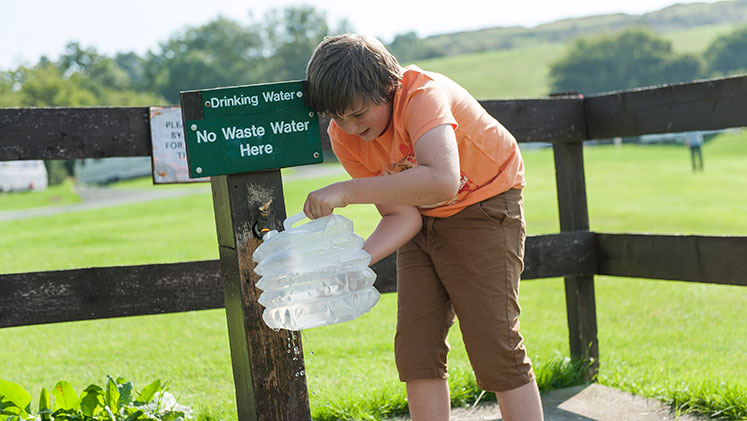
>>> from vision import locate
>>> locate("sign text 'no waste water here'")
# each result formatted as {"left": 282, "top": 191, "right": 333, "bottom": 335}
{"left": 181, "top": 80, "right": 322, "bottom": 178}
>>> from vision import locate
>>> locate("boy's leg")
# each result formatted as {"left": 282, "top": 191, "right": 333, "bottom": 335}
{"left": 396, "top": 223, "right": 455, "bottom": 420}
{"left": 430, "top": 189, "right": 542, "bottom": 419}
{"left": 496, "top": 380, "right": 544, "bottom": 421}
{"left": 406, "top": 378, "right": 450, "bottom": 421}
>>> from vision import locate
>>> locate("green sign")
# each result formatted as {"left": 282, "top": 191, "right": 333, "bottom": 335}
{"left": 183, "top": 80, "right": 322, "bottom": 178}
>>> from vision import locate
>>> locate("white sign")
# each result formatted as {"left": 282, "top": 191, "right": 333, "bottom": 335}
{"left": 150, "top": 106, "right": 209, "bottom": 184}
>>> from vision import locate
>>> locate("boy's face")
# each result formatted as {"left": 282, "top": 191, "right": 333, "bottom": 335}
{"left": 332, "top": 99, "right": 393, "bottom": 142}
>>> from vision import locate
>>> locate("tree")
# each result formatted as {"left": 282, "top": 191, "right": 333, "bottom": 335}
{"left": 0, "top": 43, "right": 163, "bottom": 108}
{"left": 0, "top": 71, "right": 20, "bottom": 107}
{"left": 387, "top": 32, "right": 442, "bottom": 64}
{"left": 54, "top": 43, "right": 164, "bottom": 106}
{"left": 145, "top": 16, "right": 265, "bottom": 102}
{"left": 549, "top": 28, "right": 703, "bottom": 95}
{"left": 261, "top": 6, "right": 350, "bottom": 81}
{"left": 114, "top": 51, "right": 150, "bottom": 91}
{"left": 58, "top": 42, "right": 131, "bottom": 90}
{"left": 140, "top": 7, "right": 349, "bottom": 101}
{"left": 7, "top": 63, "right": 97, "bottom": 107}
{"left": 704, "top": 25, "right": 747, "bottom": 76}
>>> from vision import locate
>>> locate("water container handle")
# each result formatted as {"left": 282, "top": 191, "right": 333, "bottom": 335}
{"left": 283, "top": 211, "right": 308, "bottom": 231}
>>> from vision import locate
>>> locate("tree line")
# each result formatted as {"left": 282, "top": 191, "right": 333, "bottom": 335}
{"left": 0, "top": 6, "right": 350, "bottom": 108}
{"left": 1, "top": 5, "right": 745, "bottom": 108}
{"left": 549, "top": 26, "right": 747, "bottom": 95}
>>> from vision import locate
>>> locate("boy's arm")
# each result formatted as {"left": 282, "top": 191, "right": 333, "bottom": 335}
{"left": 304, "top": 124, "right": 460, "bottom": 218}
{"left": 363, "top": 203, "right": 422, "bottom": 265}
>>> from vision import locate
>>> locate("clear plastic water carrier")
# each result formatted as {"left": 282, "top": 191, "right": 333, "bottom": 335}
{"left": 252, "top": 211, "right": 380, "bottom": 331}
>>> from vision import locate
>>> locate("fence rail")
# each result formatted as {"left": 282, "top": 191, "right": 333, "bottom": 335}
{"left": 2, "top": 231, "right": 744, "bottom": 330}
{"left": 596, "top": 233, "right": 747, "bottom": 286}
{"left": 3, "top": 74, "right": 746, "bottom": 162}
{"left": 0, "top": 231, "right": 598, "bottom": 329}
{"left": 584, "top": 75, "right": 747, "bottom": 138}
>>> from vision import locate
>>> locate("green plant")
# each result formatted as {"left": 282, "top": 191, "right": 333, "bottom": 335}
{"left": 0, "top": 376, "right": 191, "bottom": 421}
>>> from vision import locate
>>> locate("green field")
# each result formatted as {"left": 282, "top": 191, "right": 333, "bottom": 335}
{"left": 415, "top": 22, "right": 741, "bottom": 100}
{"left": 1, "top": 130, "right": 745, "bottom": 420}
{"left": 663, "top": 23, "right": 742, "bottom": 54}
{"left": 1, "top": 20, "right": 745, "bottom": 420}
{"left": 413, "top": 43, "right": 566, "bottom": 99}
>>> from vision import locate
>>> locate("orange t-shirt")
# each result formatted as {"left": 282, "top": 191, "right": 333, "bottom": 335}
{"left": 329, "top": 65, "right": 525, "bottom": 218}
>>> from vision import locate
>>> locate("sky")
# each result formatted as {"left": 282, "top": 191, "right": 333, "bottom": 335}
{"left": 0, "top": 0, "right": 722, "bottom": 71}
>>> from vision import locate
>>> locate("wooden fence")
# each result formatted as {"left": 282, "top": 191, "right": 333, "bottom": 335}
{"left": 1, "top": 74, "right": 746, "bottom": 419}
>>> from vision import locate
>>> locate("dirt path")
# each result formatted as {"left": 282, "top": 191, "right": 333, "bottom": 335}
{"left": 0, "top": 164, "right": 347, "bottom": 222}
{"left": 0, "top": 185, "right": 210, "bottom": 221}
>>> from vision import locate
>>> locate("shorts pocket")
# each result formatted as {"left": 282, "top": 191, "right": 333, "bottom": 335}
{"left": 476, "top": 193, "right": 510, "bottom": 227}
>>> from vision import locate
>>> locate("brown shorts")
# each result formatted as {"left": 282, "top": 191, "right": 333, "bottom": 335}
{"left": 395, "top": 188, "right": 535, "bottom": 392}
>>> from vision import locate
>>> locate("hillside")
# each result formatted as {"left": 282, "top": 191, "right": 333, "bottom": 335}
{"left": 412, "top": 24, "right": 741, "bottom": 99}
{"left": 413, "top": 20, "right": 741, "bottom": 100}
{"left": 422, "top": 0, "right": 747, "bottom": 56}
{"left": 405, "top": 0, "right": 746, "bottom": 100}
{"left": 413, "top": 43, "right": 565, "bottom": 99}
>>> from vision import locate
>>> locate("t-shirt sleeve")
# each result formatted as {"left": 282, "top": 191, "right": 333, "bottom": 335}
{"left": 403, "top": 81, "right": 458, "bottom": 144}
{"left": 328, "top": 123, "right": 377, "bottom": 179}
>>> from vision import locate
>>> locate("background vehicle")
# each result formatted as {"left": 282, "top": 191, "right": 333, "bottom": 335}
{"left": 0, "top": 160, "right": 48, "bottom": 192}
{"left": 74, "top": 157, "right": 153, "bottom": 185}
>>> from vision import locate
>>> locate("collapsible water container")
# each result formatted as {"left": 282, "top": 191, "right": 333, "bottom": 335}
{"left": 253, "top": 212, "right": 380, "bottom": 331}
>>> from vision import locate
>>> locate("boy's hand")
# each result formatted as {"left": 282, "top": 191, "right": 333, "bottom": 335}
{"left": 303, "top": 182, "right": 349, "bottom": 219}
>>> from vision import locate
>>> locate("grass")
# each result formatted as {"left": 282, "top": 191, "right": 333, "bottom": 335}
{"left": 413, "top": 43, "right": 566, "bottom": 99}
{"left": 1, "top": 17, "right": 744, "bottom": 421}
{"left": 663, "top": 23, "right": 743, "bottom": 54}
{"left": 1, "top": 131, "right": 745, "bottom": 420}
{"left": 0, "top": 178, "right": 80, "bottom": 211}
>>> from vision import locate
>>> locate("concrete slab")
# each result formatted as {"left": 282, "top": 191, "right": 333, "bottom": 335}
{"left": 395, "top": 384, "right": 706, "bottom": 420}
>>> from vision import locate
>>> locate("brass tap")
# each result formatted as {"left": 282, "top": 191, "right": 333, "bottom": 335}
{"left": 253, "top": 199, "right": 273, "bottom": 238}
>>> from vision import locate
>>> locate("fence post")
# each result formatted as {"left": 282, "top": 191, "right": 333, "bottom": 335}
{"left": 181, "top": 91, "right": 311, "bottom": 420}
{"left": 553, "top": 141, "right": 599, "bottom": 379}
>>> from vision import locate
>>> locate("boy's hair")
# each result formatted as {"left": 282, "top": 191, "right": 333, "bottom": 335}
{"left": 306, "top": 34, "right": 401, "bottom": 117}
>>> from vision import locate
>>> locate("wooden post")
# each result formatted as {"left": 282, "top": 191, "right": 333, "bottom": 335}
{"left": 181, "top": 91, "right": 311, "bottom": 420}
{"left": 553, "top": 141, "right": 599, "bottom": 379}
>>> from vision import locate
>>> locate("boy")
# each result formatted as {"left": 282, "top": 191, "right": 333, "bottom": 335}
{"left": 303, "top": 34, "right": 543, "bottom": 421}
